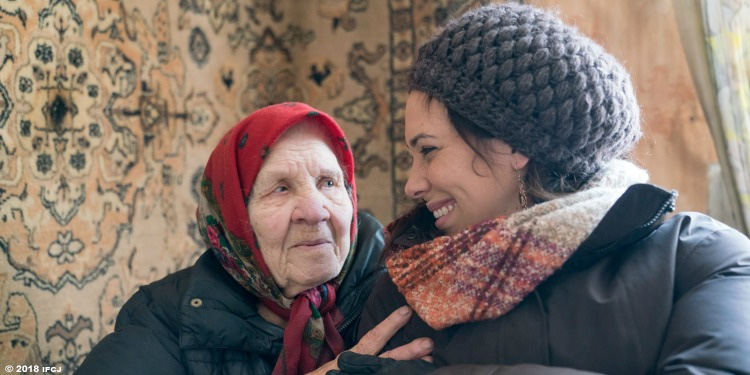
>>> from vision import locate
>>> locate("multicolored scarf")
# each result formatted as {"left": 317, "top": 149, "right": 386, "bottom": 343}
{"left": 386, "top": 160, "right": 648, "bottom": 330}
{"left": 196, "top": 103, "right": 357, "bottom": 375}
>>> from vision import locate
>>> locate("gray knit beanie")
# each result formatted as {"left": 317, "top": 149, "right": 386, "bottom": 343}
{"left": 409, "top": 3, "right": 641, "bottom": 190}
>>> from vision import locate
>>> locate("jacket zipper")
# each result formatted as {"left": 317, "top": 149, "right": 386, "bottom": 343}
{"left": 641, "top": 190, "right": 678, "bottom": 229}
{"left": 337, "top": 310, "right": 360, "bottom": 333}
{"left": 337, "top": 267, "right": 388, "bottom": 334}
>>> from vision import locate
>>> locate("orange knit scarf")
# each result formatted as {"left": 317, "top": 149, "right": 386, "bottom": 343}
{"left": 386, "top": 170, "right": 643, "bottom": 330}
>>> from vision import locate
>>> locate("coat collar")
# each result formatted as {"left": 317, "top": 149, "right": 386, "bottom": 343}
{"left": 564, "top": 183, "right": 677, "bottom": 269}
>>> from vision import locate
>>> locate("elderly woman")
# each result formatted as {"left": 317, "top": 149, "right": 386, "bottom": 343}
{"left": 330, "top": 3, "right": 750, "bottom": 375}
{"left": 76, "top": 103, "right": 432, "bottom": 375}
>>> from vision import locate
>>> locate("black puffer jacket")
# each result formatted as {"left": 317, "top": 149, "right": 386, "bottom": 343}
{"left": 359, "top": 184, "right": 750, "bottom": 374}
{"left": 77, "top": 211, "right": 385, "bottom": 375}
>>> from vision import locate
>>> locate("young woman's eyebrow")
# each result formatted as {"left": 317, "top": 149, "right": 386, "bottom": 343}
{"left": 408, "top": 133, "right": 436, "bottom": 148}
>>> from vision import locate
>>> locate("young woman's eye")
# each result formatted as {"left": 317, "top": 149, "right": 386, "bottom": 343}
{"left": 420, "top": 146, "right": 436, "bottom": 156}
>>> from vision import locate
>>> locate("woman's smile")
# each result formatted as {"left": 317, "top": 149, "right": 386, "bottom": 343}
{"left": 427, "top": 199, "right": 457, "bottom": 229}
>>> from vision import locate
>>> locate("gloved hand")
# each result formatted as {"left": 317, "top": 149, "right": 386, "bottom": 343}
{"left": 326, "top": 351, "right": 438, "bottom": 375}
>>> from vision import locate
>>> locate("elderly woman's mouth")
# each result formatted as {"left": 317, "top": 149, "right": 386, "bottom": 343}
{"left": 292, "top": 239, "right": 333, "bottom": 249}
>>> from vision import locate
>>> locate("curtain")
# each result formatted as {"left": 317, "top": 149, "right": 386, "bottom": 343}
{"left": 673, "top": 0, "right": 750, "bottom": 235}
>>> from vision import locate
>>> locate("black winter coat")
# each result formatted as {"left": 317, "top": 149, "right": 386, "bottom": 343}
{"left": 77, "top": 211, "right": 385, "bottom": 375}
{"left": 359, "top": 184, "right": 750, "bottom": 375}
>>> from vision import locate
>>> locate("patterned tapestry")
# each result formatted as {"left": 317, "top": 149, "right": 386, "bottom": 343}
{"left": 0, "top": 0, "right": 488, "bottom": 372}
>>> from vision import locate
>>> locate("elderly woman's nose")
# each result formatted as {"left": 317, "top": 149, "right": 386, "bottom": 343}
{"left": 291, "top": 190, "right": 331, "bottom": 224}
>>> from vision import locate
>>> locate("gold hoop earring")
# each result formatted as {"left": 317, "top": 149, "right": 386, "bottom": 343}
{"left": 517, "top": 168, "right": 529, "bottom": 210}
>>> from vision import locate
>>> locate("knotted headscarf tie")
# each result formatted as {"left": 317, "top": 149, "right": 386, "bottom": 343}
{"left": 262, "top": 284, "right": 345, "bottom": 374}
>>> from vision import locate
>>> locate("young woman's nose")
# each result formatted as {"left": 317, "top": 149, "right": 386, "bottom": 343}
{"left": 404, "top": 168, "right": 429, "bottom": 200}
{"left": 291, "top": 190, "right": 330, "bottom": 224}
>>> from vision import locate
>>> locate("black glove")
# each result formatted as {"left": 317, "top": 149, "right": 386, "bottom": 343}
{"left": 326, "top": 351, "right": 438, "bottom": 375}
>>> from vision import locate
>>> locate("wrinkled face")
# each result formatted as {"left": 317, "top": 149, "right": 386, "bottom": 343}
{"left": 404, "top": 91, "right": 528, "bottom": 236}
{"left": 248, "top": 122, "right": 353, "bottom": 298}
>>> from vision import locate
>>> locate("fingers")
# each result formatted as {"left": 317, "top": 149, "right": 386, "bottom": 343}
{"left": 305, "top": 358, "right": 339, "bottom": 375}
{"left": 378, "top": 337, "right": 433, "bottom": 361}
{"left": 350, "top": 306, "right": 413, "bottom": 355}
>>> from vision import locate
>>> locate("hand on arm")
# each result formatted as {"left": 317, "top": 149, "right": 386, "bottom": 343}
{"left": 306, "top": 306, "right": 433, "bottom": 375}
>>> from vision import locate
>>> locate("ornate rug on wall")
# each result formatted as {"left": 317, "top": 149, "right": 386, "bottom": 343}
{"left": 0, "top": 0, "right": 488, "bottom": 372}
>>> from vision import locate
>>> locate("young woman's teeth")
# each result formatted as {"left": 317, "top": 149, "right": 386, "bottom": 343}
{"left": 433, "top": 204, "right": 455, "bottom": 219}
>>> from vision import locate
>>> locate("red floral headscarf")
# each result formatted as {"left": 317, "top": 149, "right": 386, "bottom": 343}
{"left": 196, "top": 103, "right": 357, "bottom": 375}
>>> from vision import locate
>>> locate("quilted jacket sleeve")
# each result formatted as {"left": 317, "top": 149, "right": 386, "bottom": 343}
{"left": 655, "top": 218, "right": 750, "bottom": 374}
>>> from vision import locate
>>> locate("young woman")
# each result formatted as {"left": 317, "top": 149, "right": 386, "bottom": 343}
{"left": 337, "top": 3, "right": 750, "bottom": 375}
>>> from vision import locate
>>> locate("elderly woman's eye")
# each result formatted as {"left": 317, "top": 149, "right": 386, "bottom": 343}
{"left": 320, "top": 178, "right": 336, "bottom": 188}
{"left": 273, "top": 185, "right": 288, "bottom": 193}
